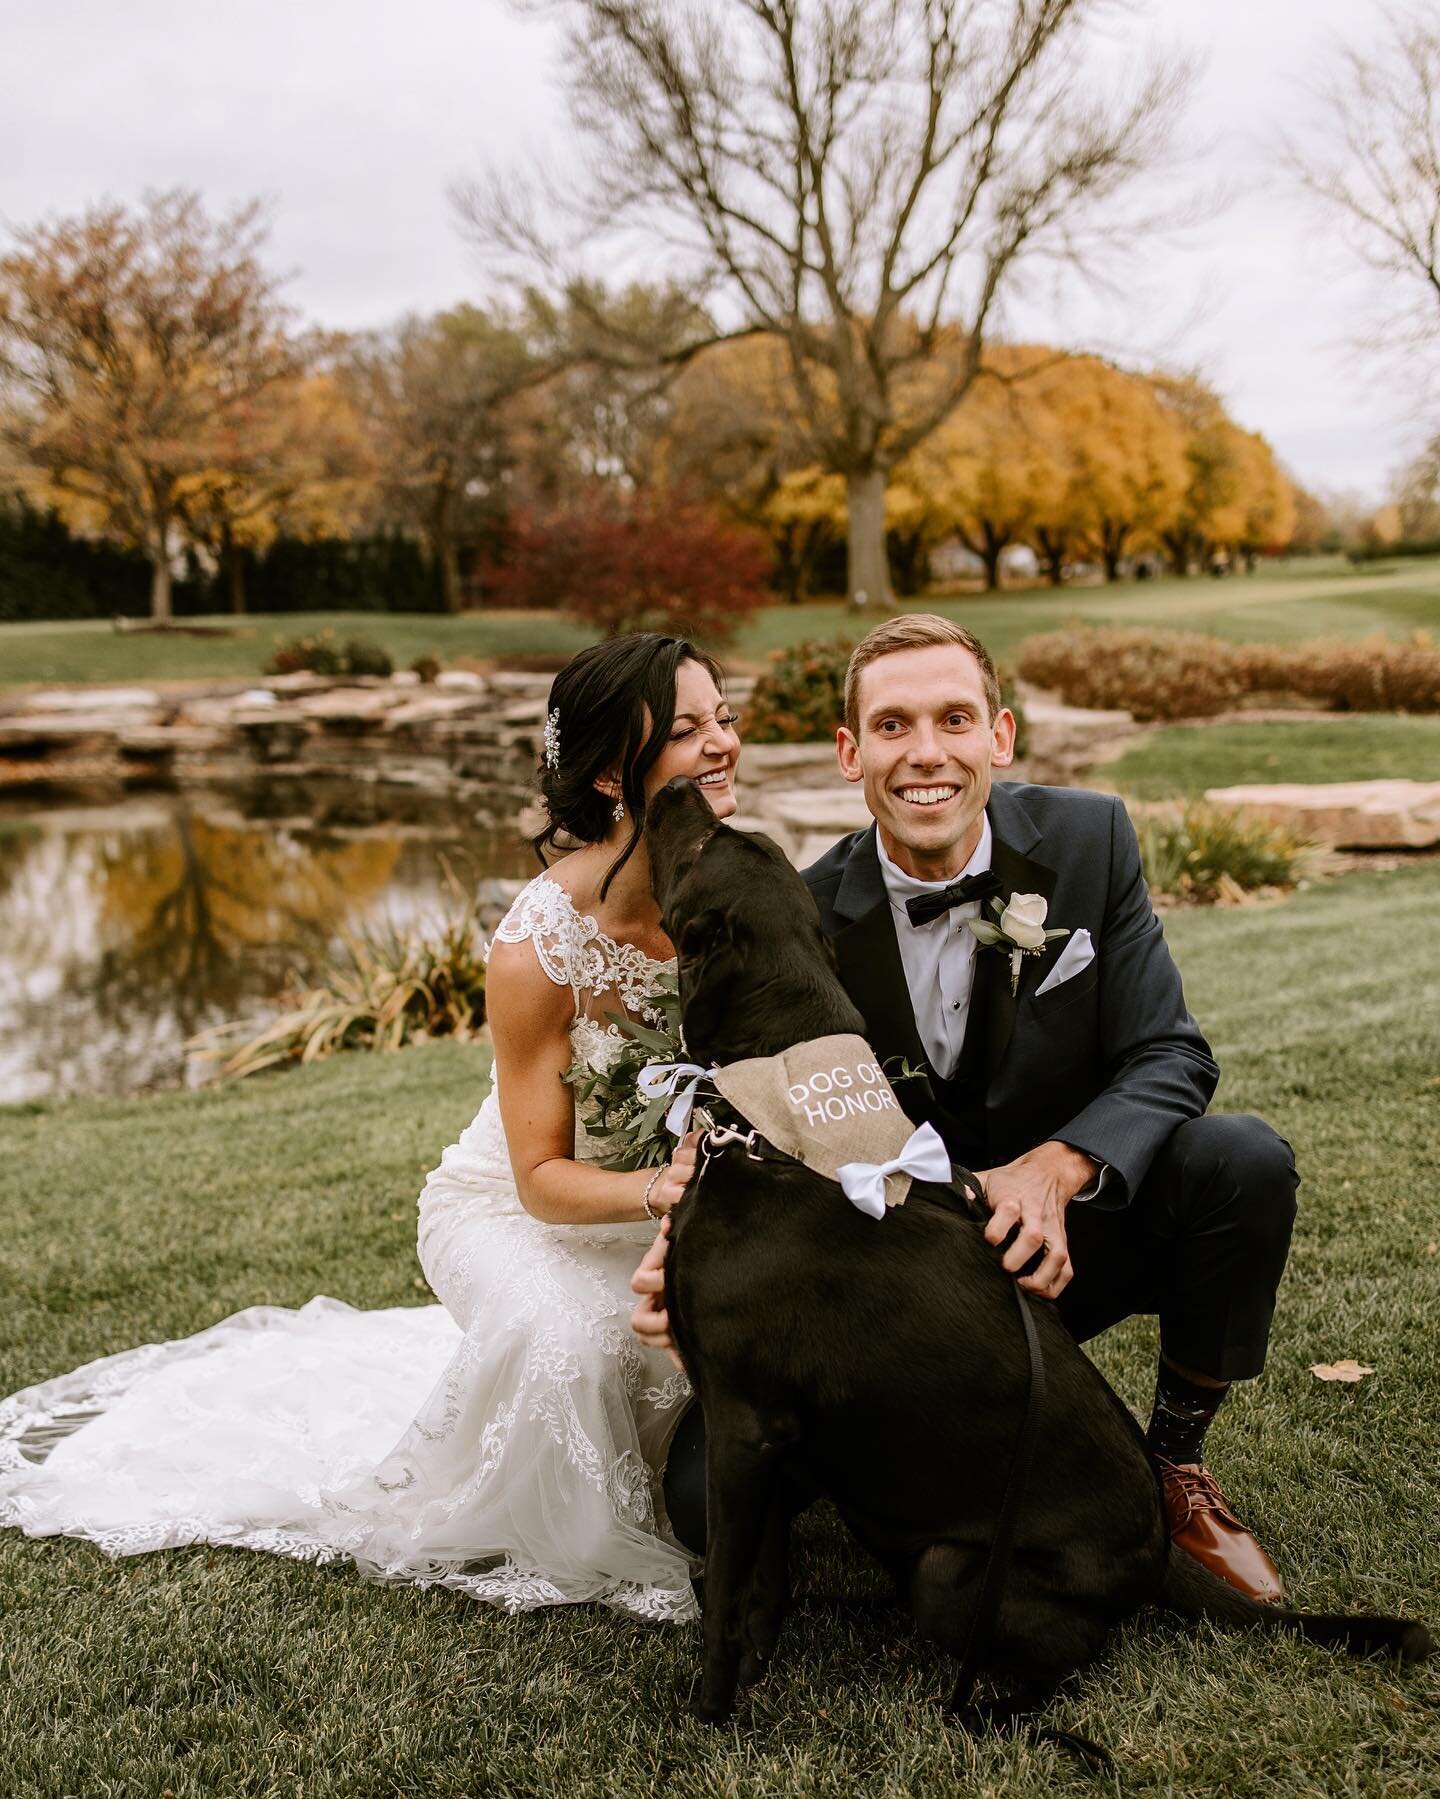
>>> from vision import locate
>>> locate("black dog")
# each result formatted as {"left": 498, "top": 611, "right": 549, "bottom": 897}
{"left": 645, "top": 775, "right": 1432, "bottom": 1728}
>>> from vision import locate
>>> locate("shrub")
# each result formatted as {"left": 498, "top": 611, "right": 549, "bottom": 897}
{"left": 193, "top": 882, "right": 486, "bottom": 1080}
{"left": 746, "top": 638, "right": 853, "bottom": 743}
{"left": 265, "top": 630, "right": 393, "bottom": 679}
{"left": 746, "top": 636, "right": 1029, "bottom": 753}
{"left": 341, "top": 637, "right": 395, "bottom": 678}
{"left": 1134, "top": 803, "right": 1310, "bottom": 903}
{"left": 1018, "top": 628, "right": 1440, "bottom": 719}
{"left": 481, "top": 491, "right": 772, "bottom": 645}
{"left": 409, "top": 653, "right": 441, "bottom": 683}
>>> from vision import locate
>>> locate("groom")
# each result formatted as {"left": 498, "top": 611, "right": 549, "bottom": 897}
{"left": 638, "top": 614, "right": 1297, "bottom": 1601}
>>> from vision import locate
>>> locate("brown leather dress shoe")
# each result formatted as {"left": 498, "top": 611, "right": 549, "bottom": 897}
{"left": 1155, "top": 1458, "right": 1285, "bottom": 1604}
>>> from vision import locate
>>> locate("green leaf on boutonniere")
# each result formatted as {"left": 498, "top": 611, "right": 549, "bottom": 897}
{"left": 967, "top": 919, "right": 1005, "bottom": 945}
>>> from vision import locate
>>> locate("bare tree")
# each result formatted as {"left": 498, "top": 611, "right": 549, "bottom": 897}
{"left": 1291, "top": 9, "right": 1440, "bottom": 391}
{"left": 343, "top": 305, "right": 544, "bottom": 612}
{"left": 468, "top": 0, "right": 1187, "bottom": 604}
{"left": 0, "top": 190, "right": 297, "bottom": 622}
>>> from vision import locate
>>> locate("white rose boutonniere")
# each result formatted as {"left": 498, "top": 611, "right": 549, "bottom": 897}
{"left": 967, "top": 892, "right": 1070, "bottom": 995}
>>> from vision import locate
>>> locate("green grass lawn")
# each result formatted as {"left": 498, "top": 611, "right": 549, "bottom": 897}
{"left": 4, "top": 555, "right": 1440, "bottom": 690}
{"left": 2, "top": 866, "right": 1439, "bottom": 1795}
{"left": 1101, "top": 716, "right": 1440, "bottom": 800}
{"left": 0, "top": 609, "right": 593, "bottom": 689}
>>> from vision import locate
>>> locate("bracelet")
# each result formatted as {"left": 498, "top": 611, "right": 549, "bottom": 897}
{"left": 641, "top": 1168, "right": 664, "bottom": 1222}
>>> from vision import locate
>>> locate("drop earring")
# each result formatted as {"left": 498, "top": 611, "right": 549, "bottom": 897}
{"left": 613, "top": 797, "right": 625, "bottom": 823}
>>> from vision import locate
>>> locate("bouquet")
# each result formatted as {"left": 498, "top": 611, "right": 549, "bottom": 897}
{"left": 562, "top": 971, "right": 704, "bottom": 1170}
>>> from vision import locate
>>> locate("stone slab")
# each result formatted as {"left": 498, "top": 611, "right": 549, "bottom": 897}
{"left": 23, "top": 688, "right": 160, "bottom": 713}
{"left": 1203, "top": 780, "right": 1440, "bottom": 849}
{"left": 299, "top": 689, "right": 405, "bottom": 724}
{"left": 754, "top": 787, "right": 875, "bottom": 833}
{"left": 384, "top": 694, "right": 492, "bottom": 727}
{"left": 736, "top": 743, "right": 839, "bottom": 775}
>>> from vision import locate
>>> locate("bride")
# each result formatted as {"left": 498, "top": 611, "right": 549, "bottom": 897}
{"left": 0, "top": 633, "right": 741, "bottom": 1623}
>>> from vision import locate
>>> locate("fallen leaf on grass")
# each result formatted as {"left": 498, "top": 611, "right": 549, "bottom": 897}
{"left": 1310, "top": 1360, "right": 1376, "bottom": 1383}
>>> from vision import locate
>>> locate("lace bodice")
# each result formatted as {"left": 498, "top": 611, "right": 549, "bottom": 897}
{"left": 490, "top": 874, "right": 676, "bottom": 1158}
{"left": 491, "top": 873, "right": 674, "bottom": 1027}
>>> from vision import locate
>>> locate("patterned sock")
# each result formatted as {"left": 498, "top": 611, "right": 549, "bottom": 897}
{"left": 1144, "top": 1360, "right": 1231, "bottom": 1466}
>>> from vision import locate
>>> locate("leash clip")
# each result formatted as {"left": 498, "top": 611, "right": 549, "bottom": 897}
{"left": 701, "top": 1123, "right": 761, "bottom": 1168}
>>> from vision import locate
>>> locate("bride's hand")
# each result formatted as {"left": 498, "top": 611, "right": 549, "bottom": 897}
{"left": 630, "top": 1215, "right": 684, "bottom": 1369}
{"left": 644, "top": 1130, "right": 700, "bottom": 1217}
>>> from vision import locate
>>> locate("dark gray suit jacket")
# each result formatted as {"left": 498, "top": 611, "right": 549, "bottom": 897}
{"left": 801, "top": 781, "right": 1219, "bottom": 1207}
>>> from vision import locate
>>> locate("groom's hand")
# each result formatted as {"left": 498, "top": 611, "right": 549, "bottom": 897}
{"left": 976, "top": 1141, "right": 1097, "bottom": 1300}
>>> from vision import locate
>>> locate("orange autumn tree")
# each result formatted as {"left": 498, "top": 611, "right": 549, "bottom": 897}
{"left": 177, "top": 365, "right": 376, "bottom": 613}
{"left": 0, "top": 190, "right": 297, "bottom": 621}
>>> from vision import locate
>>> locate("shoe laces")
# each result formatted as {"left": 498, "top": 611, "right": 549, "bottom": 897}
{"left": 1158, "top": 1459, "right": 1242, "bottom": 1531}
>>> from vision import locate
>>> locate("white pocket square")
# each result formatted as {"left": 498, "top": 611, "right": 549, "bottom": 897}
{"left": 1035, "top": 928, "right": 1095, "bottom": 997}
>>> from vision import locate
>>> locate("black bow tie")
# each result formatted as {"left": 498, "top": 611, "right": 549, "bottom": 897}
{"left": 904, "top": 870, "right": 1003, "bottom": 928}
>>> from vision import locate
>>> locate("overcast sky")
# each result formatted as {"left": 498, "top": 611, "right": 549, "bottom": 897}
{"left": 1, "top": 0, "right": 1424, "bottom": 499}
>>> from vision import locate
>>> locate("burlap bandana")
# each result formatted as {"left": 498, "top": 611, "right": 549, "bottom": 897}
{"left": 711, "top": 1032, "right": 923, "bottom": 1208}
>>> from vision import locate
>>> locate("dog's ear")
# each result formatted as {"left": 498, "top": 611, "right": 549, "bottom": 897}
{"left": 675, "top": 908, "right": 734, "bottom": 964}
{"left": 675, "top": 910, "right": 748, "bottom": 1058}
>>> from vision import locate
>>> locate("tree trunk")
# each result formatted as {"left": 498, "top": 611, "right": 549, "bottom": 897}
{"left": 149, "top": 516, "right": 173, "bottom": 623}
{"left": 980, "top": 522, "right": 1007, "bottom": 592}
{"left": 439, "top": 537, "right": 463, "bottom": 613}
{"left": 891, "top": 529, "right": 929, "bottom": 598}
{"left": 1100, "top": 520, "right": 1126, "bottom": 582}
{"left": 431, "top": 481, "right": 463, "bottom": 613}
{"left": 1035, "top": 528, "right": 1066, "bottom": 586}
{"left": 222, "top": 521, "right": 246, "bottom": 615}
{"left": 845, "top": 466, "right": 893, "bottom": 608}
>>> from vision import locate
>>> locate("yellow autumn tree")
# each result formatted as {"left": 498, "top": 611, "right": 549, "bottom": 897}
{"left": 1025, "top": 357, "right": 1190, "bottom": 581}
{"left": 903, "top": 346, "right": 1068, "bottom": 591}
{"left": 1231, "top": 430, "right": 1297, "bottom": 566}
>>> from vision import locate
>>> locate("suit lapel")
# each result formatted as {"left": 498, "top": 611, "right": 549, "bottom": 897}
{"left": 967, "top": 789, "right": 1059, "bottom": 1069}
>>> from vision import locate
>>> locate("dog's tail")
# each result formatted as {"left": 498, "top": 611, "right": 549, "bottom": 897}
{"left": 1160, "top": 1544, "right": 1433, "bottom": 1663}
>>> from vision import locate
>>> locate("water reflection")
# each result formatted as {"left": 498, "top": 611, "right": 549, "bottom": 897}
{"left": 0, "top": 782, "right": 531, "bottom": 1103}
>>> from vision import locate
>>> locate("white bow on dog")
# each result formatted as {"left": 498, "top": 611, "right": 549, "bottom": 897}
{"left": 637, "top": 1060, "right": 716, "bottom": 1137}
{"left": 837, "top": 1121, "right": 952, "bottom": 1220}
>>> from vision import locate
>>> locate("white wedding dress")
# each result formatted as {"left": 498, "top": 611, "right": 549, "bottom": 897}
{"left": 0, "top": 875, "right": 698, "bottom": 1622}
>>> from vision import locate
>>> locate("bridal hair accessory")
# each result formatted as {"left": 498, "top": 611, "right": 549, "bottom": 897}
{"left": 837, "top": 1122, "right": 952, "bottom": 1221}
{"left": 542, "top": 707, "right": 561, "bottom": 770}
{"left": 967, "top": 892, "right": 1070, "bottom": 995}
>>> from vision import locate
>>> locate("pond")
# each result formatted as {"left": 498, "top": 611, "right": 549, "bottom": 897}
{"left": 0, "top": 780, "right": 533, "bottom": 1105}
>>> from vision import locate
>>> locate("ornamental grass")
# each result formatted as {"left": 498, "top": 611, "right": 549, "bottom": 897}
{"left": 1135, "top": 802, "right": 1313, "bottom": 904}
{"left": 193, "top": 875, "right": 487, "bottom": 1081}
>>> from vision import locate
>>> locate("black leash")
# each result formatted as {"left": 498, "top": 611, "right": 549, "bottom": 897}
{"left": 949, "top": 1271, "right": 1047, "bottom": 1713}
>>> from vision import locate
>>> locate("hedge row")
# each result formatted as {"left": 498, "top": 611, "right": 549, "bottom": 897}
{"left": 0, "top": 495, "right": 445, "bottom": 621}
{"left": 1017, "top": 628, "right": 1440, "bottom": 719}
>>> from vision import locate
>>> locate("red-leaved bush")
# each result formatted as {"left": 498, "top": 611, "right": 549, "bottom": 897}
{"left": 480, "top": 492, "right": 772, "bottom": 645}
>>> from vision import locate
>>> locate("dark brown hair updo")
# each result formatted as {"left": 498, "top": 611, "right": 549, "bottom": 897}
{"left": 532, "top": 633, "right": 726, "bottom": 898}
